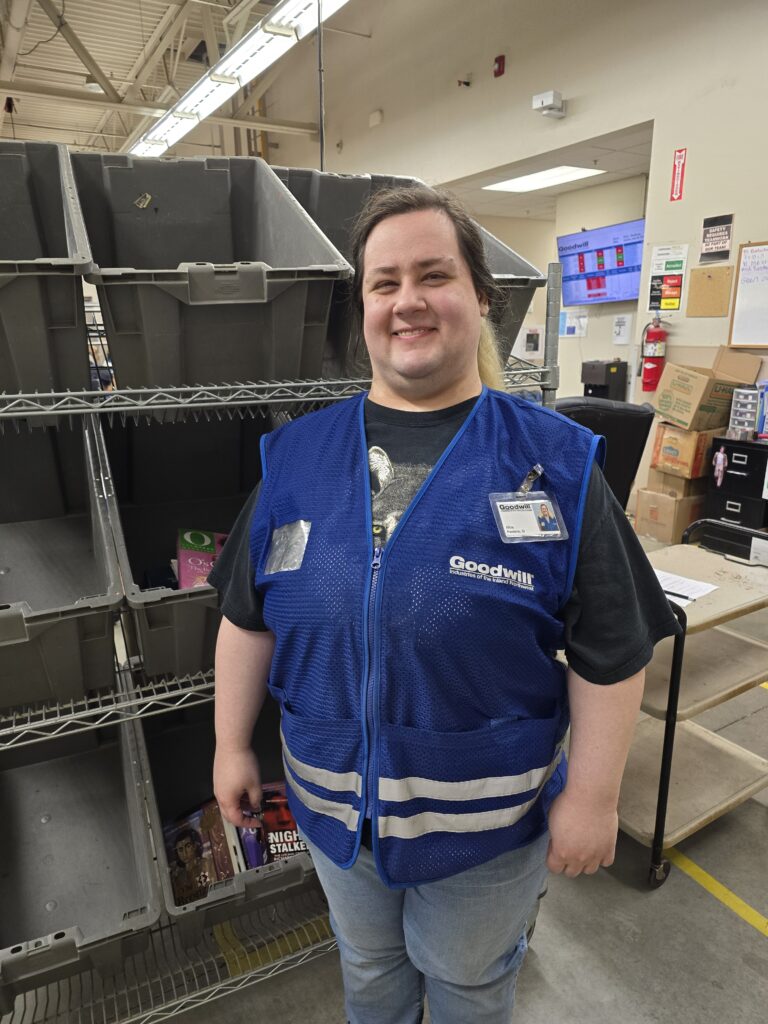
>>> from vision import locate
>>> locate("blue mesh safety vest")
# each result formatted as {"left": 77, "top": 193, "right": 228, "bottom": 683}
{"left": 250, "top": 387, "right": 605, "bottom": 888}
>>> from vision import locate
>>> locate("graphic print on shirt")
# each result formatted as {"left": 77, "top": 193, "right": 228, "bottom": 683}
{"left": 368, "top": 445, "right": 432, "bottom": 548}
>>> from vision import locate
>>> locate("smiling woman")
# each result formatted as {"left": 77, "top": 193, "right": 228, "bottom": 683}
{"left": 349, "top": 186, "right": 506, "bottom": 404}
{"left": 211, "top": 183, "right": 680, "bottom": 1024}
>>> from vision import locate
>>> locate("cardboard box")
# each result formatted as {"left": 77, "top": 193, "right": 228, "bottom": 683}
{"left": 653, "top": 346, "right": 761, "bottom": 431}
{"left": 646, "top": 467, "right": 708, "bottom": 498}
{"left": 650, "top": 422, "right": 721, "bottom": 479}
{"left": 634, "top": 490, "right": 706, "bottom": 545}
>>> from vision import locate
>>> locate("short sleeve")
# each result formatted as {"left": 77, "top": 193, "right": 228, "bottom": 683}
{"left": 207, "top": 483, "right": 268, "bottom": 631}
{"left": 562, "top": 464, "right": 681, "bottom": 684}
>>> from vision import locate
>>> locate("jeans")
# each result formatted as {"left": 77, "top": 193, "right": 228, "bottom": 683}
{"left": 303, "top": 830, "right": 550, "bottom": 1024}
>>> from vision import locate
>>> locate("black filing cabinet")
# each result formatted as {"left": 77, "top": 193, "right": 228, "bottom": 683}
{"left": 581, "top": 359, "right": 627, "bottom": 401}
{"left": 705, "top": 436, "right": 768, "bottom": 531}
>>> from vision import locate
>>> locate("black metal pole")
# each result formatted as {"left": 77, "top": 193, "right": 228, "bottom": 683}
{"left": 317, "top": 0, "right": 326, "bottom": 171}
{"left": 649, "top": 600, "right": 687, "bottom": 884}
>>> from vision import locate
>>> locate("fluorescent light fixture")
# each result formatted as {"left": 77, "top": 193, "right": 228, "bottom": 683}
{"left": 129, "top": 0, "right": 352, "bottom": 158}
{"left": 145, "top": 111, "right": 198, "bottom": 149}
{"left": 131, "top": 139, "right": 166, "bottom": 157}
{"left": 483, "top": 166, "right": 605, "bottom": 193}
{"left": 176, "top": 74, "right": 240, "bottom": 121}
{"left": 217, "top": 31, "right": 295, "bottom": 85}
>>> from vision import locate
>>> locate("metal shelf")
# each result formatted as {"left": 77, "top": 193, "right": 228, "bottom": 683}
{"left": 0, "top": 671, "right": 215, "bottom": 750}
{"left": 0, "top": 361, "right": 552, "bottom": 422}
{"left": 1, "top": 891, "right": 336, "bottom": 1024}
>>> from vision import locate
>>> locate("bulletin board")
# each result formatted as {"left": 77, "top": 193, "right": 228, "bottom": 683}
{"left": 729, "top": 242, "right": 768, "bottom": 348}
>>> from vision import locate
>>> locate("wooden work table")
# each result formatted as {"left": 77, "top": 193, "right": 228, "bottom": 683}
{"left": 618, "top": 543, "right": 768, "bottom": 865}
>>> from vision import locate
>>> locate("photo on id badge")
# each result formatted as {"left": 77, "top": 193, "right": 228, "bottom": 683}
{"left": 489, "top": 491, "right": 567, "bottom": 543}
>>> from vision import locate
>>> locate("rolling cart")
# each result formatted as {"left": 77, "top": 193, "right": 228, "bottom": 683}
{"left": 618, "top": 520, "right": 768, "bottom": 886}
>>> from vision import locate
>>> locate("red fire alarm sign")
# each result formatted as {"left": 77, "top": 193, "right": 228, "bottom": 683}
{"left": 493, "top": 55, "right": 505, "bottom": 78}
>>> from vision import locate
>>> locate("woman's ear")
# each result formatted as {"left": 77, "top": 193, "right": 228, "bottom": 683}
{"left": 479, "top": 293, "right": 490, "bottom": 317}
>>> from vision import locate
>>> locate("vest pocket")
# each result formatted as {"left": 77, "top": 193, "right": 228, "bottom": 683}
{"left": 279, "top": 702, "right": 364, "bottom": 804}
{"left": 378, "top": 712, "right": 564, "bottom": 800}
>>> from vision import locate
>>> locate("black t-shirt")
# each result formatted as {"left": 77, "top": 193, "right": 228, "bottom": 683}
{"left": 208, "top": 397, "right": 680, "bottom": 685}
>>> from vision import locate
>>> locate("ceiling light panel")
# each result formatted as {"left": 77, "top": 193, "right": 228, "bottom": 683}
{"left": 483, "top": 166, "right": 605, "bottom": 192}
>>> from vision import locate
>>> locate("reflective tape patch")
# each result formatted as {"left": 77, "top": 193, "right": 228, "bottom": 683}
{"left": 283, "top": 757, "right": 359, "bottom": 832}
{"left": 281, "top": 727, "right": 363, "bottom": 797}
{"left": 378, "top": 757, "right": 556, "bottom": 804}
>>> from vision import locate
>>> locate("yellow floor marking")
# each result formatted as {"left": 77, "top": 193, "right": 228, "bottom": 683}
{"left": 212, "top": 914, "right": 334, "bottom": 977}
{"left": 666, "top": 848, "right": 768, "bottom": 938}
{"left": 761, "top": 681, "right": 768, "bottom": 690}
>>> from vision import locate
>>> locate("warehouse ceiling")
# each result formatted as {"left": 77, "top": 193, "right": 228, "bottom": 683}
{"left": 0, "top": 0, "right": 320, "bottom": 152}
{"left": 0, "top": 1, "right": 652, "bottom": 219}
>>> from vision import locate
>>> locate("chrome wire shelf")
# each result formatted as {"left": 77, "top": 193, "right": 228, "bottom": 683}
{"left": 0, "top": 672, "right": 215, "bottom": 750}
{"left": 1, "top": 891, "right": 336, "bottom": 1024}
{"left": 0, "top": 362, "right": 551, "bottom": 421}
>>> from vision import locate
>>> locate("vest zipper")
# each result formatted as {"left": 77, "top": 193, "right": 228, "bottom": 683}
{"left": 365, "top": 545, "right": 383, "bottom": 817}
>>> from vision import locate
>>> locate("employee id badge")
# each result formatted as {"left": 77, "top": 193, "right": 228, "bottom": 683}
{"left": 489, "top": 490, "right": 569, "bottom": 544}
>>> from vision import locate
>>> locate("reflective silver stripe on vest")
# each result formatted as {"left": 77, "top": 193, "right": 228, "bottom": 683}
{"left": 378, "top": 758, "right": 554, "bottom": 804}
{"left": 283, "top": 757, "right": 359, "bottom": 831}
{"left": 280, "top": 727, "right": 363, "bottom": 797}
{"left": 378, "top": 749, "right": 563, "bottom": 840}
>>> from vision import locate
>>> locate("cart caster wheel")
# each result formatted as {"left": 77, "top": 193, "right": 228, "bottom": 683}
{"left": 648, "top": 860, "right": 670, "bottom": 888}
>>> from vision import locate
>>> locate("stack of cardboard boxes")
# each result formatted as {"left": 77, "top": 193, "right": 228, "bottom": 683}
{"left": 635, "top": 346, "right": 762, "bottom": 544}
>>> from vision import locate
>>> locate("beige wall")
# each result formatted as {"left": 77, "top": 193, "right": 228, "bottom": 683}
{"left": 473, "top": 215, "right": 556, "bottom": 328}
{"left": 261, "top": 0, "right": 768, "bottom": 383}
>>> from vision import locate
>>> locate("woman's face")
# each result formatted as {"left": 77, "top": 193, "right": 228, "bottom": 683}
{"left": 361, "top": 208, "right": 488, "bottom": 402}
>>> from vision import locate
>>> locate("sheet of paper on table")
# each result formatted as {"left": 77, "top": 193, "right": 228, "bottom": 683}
{"left": 654, "top": 570, "right": 719, "bottom": 606}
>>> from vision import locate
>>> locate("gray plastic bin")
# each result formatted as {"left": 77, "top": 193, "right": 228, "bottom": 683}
{"left": 133, "top": 699, "right": 318, "bottom": 948}
{"left": 95, "top": 411, "right": 270, "bottom": 679}
{"left": 0, "top": 419, "right": 122, "bottom": 710}
{"left": 70, "top": 155, "right": 351, "bottom": 387}
{"left": 0, "top": 721, "right": 163, "bottom": 1014}
{"left": 272, "top": 167, "right": 547, "bottom": 371}
{"left": 0, "top": 141, "right": 93, "bottom": 392}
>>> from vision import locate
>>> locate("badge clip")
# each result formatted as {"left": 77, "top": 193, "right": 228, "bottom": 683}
{"left": 518, "top": 464, "right": 544, "bottom": 495}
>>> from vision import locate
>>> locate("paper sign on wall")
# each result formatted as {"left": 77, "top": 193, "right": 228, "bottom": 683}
{"left": 612, "top": 314, "right": 634, "bottom": 345}
{"left": 700, "top": 214, "right": 733, "bottom": 263}
{"left": 511, "top": 324, "right": 544, "bottom": 359}
{"left": 648, "top": 244, "right": 688, "bottom": 311}
{"left": 558, "top": 311, "right": 588, "bottom": 337}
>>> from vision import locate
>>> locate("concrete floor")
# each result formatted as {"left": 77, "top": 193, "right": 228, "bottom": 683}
{"left": 177, "top": 567, "right": 768, "bottom": 1022}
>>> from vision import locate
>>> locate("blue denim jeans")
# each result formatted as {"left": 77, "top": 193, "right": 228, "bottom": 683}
{"left": 303, "top": 830, "right": 550, "bottom": 1024}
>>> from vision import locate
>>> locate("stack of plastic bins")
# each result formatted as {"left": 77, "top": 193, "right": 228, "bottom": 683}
{"left": 0, "top": 722, "right": 162, "bottom": 1015}
{"left": 0, "top": 418, "right": 122, "bottom": 708}
{"left": 70, "top": 154, "right": 352, "bottom": 387}
{"left": 0, "top": 141, "right": 93, "bottom": 392}
{"left": 93, "top": 410, "right": 270, "bottom": 679}
{"left": 272, "top": 167, "right": 547, "bottom": 373}
{"left": 132, "top": 697, "right": 318, "bottom": 948}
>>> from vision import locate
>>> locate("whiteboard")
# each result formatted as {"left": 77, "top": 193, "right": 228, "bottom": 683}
{"left": 729, "top": 242, "right": 768, "bottom": 348}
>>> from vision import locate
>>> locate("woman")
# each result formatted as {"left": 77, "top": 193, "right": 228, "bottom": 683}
{"left": 210, "top": 186, "right": 678, "bottom": 1023}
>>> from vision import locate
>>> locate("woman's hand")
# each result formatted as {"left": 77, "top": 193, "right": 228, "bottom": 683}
{"left": 545, "top": 789, "right": 618, "bottom": 877}
{"left": 214, "top": 745, "right": 263, "bottom": 828}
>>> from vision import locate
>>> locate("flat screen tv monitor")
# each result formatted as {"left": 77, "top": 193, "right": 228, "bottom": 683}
{"left": 557, "top": 218, "right": 645, "bottom": 306}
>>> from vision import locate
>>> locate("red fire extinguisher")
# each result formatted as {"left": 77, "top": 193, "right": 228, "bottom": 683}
{"left": 641, "top": 317, "right": 668, "bottom": 392}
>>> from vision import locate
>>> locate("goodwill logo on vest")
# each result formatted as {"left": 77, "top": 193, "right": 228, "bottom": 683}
{"left": 449, "top": 554, "right": 534, "bottom": 591}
